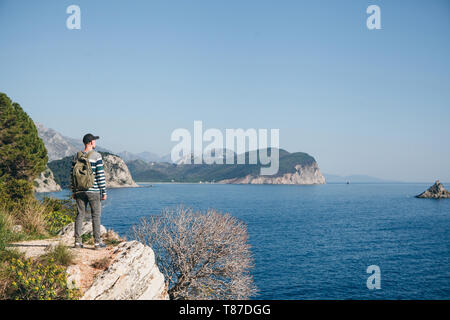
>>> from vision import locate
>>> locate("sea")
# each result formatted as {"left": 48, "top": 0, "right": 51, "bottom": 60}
{"left": 44, "top": 183, "right": 450, "bottom": 299}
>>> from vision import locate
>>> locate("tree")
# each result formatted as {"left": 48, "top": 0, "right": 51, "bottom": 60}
{"left": 133, "top": 206, "right": 258, "bottom": 300}
{"left": 0, "top": 92, "right": 47, "bottom": 201}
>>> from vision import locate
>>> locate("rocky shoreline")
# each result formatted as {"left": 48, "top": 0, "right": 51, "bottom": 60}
{"left": 218, "top": 163, "right": 326, "bottom": 185}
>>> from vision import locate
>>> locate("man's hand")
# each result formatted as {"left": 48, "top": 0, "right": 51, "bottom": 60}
{"left": 101, "top": 194, "right": 107, "bottom": 201}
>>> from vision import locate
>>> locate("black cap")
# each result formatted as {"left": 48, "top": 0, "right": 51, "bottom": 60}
{"left": 83, "top": 133, "right": 100, "bottom": 145}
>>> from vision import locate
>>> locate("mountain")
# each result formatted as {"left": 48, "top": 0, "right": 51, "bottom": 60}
{"left": 126, "top": 148, "right": 325, "bottom": 184}
{"left": 117, "top": 150, "right": 164, "bottom": 163}
{"left": 323, "top": 173, "right": 398, "bottom": 183}
{"left": 35, "top": 122, "right": 111, "bottom": 161}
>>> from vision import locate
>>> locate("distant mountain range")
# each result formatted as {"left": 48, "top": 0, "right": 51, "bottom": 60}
{"left": 35, "top": 122, "right": 111, "bottom": 161}
{"left": 116, "top": 150, "right": 172, "bottom": 163}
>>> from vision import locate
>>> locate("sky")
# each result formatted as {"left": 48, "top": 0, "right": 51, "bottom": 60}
{"left": 0, "top": 0, "right": 449, "bottom": 182}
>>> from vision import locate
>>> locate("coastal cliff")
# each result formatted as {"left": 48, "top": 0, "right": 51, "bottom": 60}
{"left": 218, "top": 162, "right": 325, "bottom": 184}
{"left": 33, "top": 166, "right": 62, "bottom": 193}
{"left": 103, "top": 154, "right": 139, "bottom": 188}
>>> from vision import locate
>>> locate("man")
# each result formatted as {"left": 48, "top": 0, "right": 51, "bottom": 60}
{"left": 71, "top": 133, "right": 107, "bottom": 249}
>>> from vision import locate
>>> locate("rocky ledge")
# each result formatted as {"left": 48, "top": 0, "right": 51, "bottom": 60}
{"left": 416, "top": 180, "right": 450, "bottom": 199}
{"left": 218, "top": 163, "right": 326, "bottom": 185}
{"left": 81, "top": 241, "right": 167, "bottom": 300}
{"left": 10, "top": 224, "right": 168, "bottom": 300}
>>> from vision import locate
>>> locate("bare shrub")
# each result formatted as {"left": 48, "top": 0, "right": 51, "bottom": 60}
{"left": 91, "top": 257, "right": 111, "bottom": 270}
{"left": 133, "top": 206, "right": 258, "bottom": 300}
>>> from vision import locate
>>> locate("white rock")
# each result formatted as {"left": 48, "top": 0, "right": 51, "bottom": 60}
{"left": 218, "top": 163, "right": 326, "bottom": 184}
{"left": 103, "top": 154, "right": 139, "bottom": 188}
{"left": 12, "top": 225, "right": 23, "bottom": 233}
{"left": 66, "top": 265, "right": 81, "bottom": 290}
{"left": 81, "top": 241, "right": 168, "bottom": 300}
{"left": 33, "top": 166, "right": 62, "bottom": 193}
{"left": 58, "top": 221, "right": 107, "bottom": 242}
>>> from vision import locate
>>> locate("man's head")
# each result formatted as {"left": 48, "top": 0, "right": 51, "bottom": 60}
{"left": 83, "top": 133, "right": 99, "bottom": 149}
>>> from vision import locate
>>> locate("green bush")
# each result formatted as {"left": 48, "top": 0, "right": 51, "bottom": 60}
{"left": 42, "top": 197, "right": 77, "bottom": 236}
{"left": 6, "top": 256, "right": 81, "bottom": 300}
{"left": 0, "top": 213, "right": 14, "bottom": 252}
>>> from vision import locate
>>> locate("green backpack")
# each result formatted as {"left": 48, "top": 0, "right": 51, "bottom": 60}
{"left": 72, "top": 150, "right": 95, "bottom": 191}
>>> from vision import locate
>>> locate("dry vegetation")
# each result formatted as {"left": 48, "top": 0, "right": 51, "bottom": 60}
{"left": 133, "top": 206, "right": 258, "bottom": 300}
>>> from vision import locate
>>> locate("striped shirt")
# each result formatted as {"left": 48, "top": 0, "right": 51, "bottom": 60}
{"left": 71, "top": 150, "right": 107, "bottom": 196}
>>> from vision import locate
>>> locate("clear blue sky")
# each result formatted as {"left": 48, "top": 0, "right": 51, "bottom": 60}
{"left": 1, "top": 0, "right": 449, "bottom": 182}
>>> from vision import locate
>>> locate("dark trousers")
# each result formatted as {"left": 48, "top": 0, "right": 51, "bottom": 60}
{"left": 74, "top": 191, "right": 102, "bottom": 244}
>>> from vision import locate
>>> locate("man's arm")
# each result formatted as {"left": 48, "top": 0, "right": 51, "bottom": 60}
{"left": 95, "top": 154, "right": 107, "bottom": 199}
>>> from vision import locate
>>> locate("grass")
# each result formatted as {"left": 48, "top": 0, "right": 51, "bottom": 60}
{"left": 40, "top": 242, "right": 74, "bottom": 267}
{"left": 81, "top": 233, "right": 94, "bottom": 245}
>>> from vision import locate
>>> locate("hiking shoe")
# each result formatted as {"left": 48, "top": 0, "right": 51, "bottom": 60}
{"left": 74, "top": 243, "right": 84, "bottom": 249}
{"left": 94, "top": 243, "right": 106, "bottom": 250}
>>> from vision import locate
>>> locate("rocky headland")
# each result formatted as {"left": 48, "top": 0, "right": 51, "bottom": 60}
{"left": 416, "top": 180, "right": 450, "bottom": 199}
{"left": 33, "top": 166, "right": 62, "bottom": 192}
{"left": 127, "top": 149, "right": 327, "bottom": 185}
{"left": 217, "top": 162, "right": 325, "bottom": 185}
{"left": 103, "top": 154, "right": 139, "bottom": 188}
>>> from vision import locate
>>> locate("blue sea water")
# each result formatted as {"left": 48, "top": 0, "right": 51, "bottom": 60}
{"left": 47, "top": 183, "right": 450, "bottom": 299}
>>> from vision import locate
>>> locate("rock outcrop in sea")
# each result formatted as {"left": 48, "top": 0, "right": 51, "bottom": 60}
{"left": 218, "top": 162, "right": 326, "bottom": 185}
{"left": 103, "top": 154, "right": 139, "bottom": 188}
{"left": 33, "top": 166, "right": 62, "bottom": 192}
{"left": 416, "top": 180, "right": 450, "bottom": 199}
